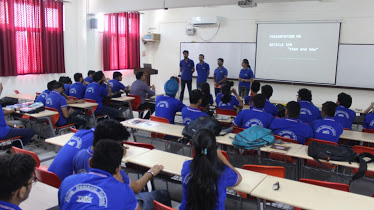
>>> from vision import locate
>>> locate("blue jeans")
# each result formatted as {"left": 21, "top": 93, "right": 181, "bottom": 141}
{"left": 0, "top": 127, "right": 34, "bottom": 148}
{"left": 95, "top": 105, "right": 119, "bottom": 119}
{"left": 136, "top": 190, "right": 171, "bottom": 210}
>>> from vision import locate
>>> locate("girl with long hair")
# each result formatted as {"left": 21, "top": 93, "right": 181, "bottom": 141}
{"left": 216, "top": 84, "right": 243, "bottom": 110}
{"left": 200, "top": 83, "right": 213, "bottom": 108}
{"left": 238, "top": 58, "right": 254, "bottom": 97}
{"left": 180, "top": 129, "right": 242, "bottom": 210}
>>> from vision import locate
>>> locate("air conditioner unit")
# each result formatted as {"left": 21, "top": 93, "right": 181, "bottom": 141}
{"left": 190, "top": 17, "right": 220, "bottom": 26}
{"left": 238, "top": 0, "right": 257, "bottom": 8}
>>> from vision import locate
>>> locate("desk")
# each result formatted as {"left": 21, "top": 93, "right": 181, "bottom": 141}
{"left": 20, "top": 181, "right": 58, "bottom": 210}
{"left": 69, "top": 102, "right": 98, "bottom": 126}
{"left": 111, "top": 96, "right": 135, "bottom": 118}
{"left": 22, "top": 110, "right": 59, "bottom": 137}
{"left": 251, "top": 176, "right": 374, "bottom": 210}
{"left": 340, "top": 130, "right": 374, "bottom": 144}
{"left": 45, "top": 133, "right": 75, "bottom": 146}
{"left": 121, "top": 118, "right": 184, "bottom": 139}
{"left": 7, "top": 94, "right": 36, "bottom": 101}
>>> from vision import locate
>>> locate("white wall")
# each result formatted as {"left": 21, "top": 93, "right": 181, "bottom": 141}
{"left": 140, "top": 0, "right": 374, "bottom": 109}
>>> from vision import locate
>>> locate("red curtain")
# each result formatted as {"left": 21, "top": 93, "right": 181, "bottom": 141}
{"left": 0, "top": 0, "right": 65, "bottom": 76}
{"left": 103, "top": 12, "right": 140, "bottom": 71}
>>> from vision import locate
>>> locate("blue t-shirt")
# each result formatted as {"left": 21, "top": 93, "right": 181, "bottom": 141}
{"left": 214, "top": 67, "right": 228, "bottom": 85}
{"left": 45, "top": 90, "right": 68, "bottom": 126}
{"left": 182, "top": 106, "right": 209, "bottom": 125}
{"left": 84, "top": 76, "right": 93, "bottom": 84}
{"left": 238, "top": 68, "right": 254, "bottom": 89}
{"left": 298, "top": 100, "right": 321, "bottom": 124}
{"left": 264, "top": 99, "right": 278, "bottom": 117}
{"left": 244, "top": 95, "right": 252, "bottom": 105}
{"left": 155, "top": 95, "right": 185, "bottom": 124}
{"left": 58, "top": 168, "right": 136, "bottom": 210}
{"left": 64, "top": 84, "right": 70, "bottom": 96}
{"left": 180, "top": 59, "right": 195, "bottom": 80}
{"left": 48, "top": 129, "right": 94, "bottom": 181}
{"left": 109, "top": 79, "right": 126, "bottom": 92}
{"left": 35, "top": 89, "right": 50, "bottom": 105}
{"left": 179, "top": 160, "right": 238, "bottom": 210}
{"left": 311, "top": 117, "right": 343, "bottom": 143}
{"left": 0, "top": 201, "right": 21, "bottom": 210}
{"left": 270, "top": 118, "right": 313, "bottom": 144}
{"left": 234, "top": 108, "right": 274, "bottom": 129}
{"left": 196, "top": 62, "right": 210, "bottom": 83}
{"left": 0, "top": 106, "right": 10, "bottom": 139}
{"left": 85, "top": 82, "right": 108, "bottom": 111}
{"left": 363, "top": 113, "right": 374, "bottom": 129}
{"left": 69, "top": 83, "right": 86, "bottom": 99}
{"left": 73, "top": 146, "right": 93, "bottom": 174}
{"left": 334, "top": 105, "right": 356, "bottom": 130}
{"left": 216, "top": 93, "right": 239, "bottom": 110}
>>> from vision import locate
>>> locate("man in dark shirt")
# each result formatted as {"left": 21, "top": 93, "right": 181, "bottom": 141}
{"left": 130, "top": 72, "right": 156, "bottom": 119}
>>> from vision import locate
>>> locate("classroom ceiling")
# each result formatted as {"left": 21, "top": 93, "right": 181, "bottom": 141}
{"left": 87, "top": 0, "right": 320, "bottom": 14}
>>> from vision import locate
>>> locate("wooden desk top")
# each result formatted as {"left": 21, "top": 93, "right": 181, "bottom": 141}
{"left": 251, "top": 176, "right": 374, "bottom": 210}
{"left": 25, "top": 110, "right": 58, "bottom": 118}
{"left": 45, "top": 133, "right": 75, "bottom": 146}
{"left": 68, "top": 102, "right": 98, "bottom": 109}
{"left": 121, "top": 118, "right": 184, "bottom": 138}
{"left": 340, "top": 130, "right": 374, "bottom": 143}
{"left": 294, "top": 146, "right": 374, "bottom": 171}
{"left": 7, "top": 94, "right": 36, "bottom": 101}
{"left": 232, "top": 168, "right": 267, "bottom": 194}
{"left": 20, "top": 181, "right": 58, "bottom": 210}
{"left": 111, "top": 96, "right": 135, "bottom": 102}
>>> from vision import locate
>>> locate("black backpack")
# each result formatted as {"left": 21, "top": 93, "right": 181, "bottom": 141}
{"left": 0, "top": 97, "right": 18, "bottom": 107}
{"left": 182, "top": 116, "right": 222, "bottom": 139}
{"left": 308, "top": 141, "right": 374, "bottom": 183}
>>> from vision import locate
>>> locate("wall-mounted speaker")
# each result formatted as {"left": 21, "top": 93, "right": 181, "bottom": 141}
{"left": 90, "top": 18, "right": 98, "bottom": 29}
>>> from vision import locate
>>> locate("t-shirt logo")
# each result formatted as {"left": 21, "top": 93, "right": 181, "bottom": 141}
{"left": 64, "top": 184, "right": 108, "bottom": 207}
{"left": 109, "top": 82, "right": 114, "bottom": 88}
{"left": 70, "top": 88, "right": 77, "bottom": 94}
{"left": 46, "top": 98, "right": 53, "bottom": 105}
{"left": 316, "top": 125, "right": 337, "bottom": 136}
{"left": 41, "top": 93, "right": 47, "bottom": 98}
{"left": 370, "top": 120, "right": 374, "bottom": 127}
{"left": 184, "top": 118, "right": 192, "bottom": 125}
{"left": 157, "top": 101, "right": 169, "bottom": 108}
{"left": 86, "top": 87, "right": 95, "bottom": 93}
{"left": 278, "top": 130, "right": 297, "bottom": 140}
{"left": 67, "top": 136, "right": 82, "bottom": 149}
{"left": 300, "top": 108, "right": 312, "bottom": 116}
{"left": 335, "top": 110, "right": 349, "bottom": 119}
{"left": 245, "top": 119, "right": 263, "bottom": 128}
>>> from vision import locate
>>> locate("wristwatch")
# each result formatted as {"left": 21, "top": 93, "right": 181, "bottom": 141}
{"left": 147, "top": 170, "right": 154, "bottom": 178}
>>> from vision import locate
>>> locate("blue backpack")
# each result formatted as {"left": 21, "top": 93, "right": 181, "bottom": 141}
{"left": 233, "top": 126, "right": 275, "bottom": 150}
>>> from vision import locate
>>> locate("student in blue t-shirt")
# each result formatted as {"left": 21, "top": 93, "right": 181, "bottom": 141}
{"left": 180, "top": 129, "right": 242, "bottom": 210}
{"left": 59, "top": 140, "right": 140, "bottom": 210}
{"left": 234, "top": 94, "right": 274, "bottom": 129}
{"left": 270, "top": 101, "right": 313, "bottom": 144}
{"left": 261, "top": 85, "right": 278, "bottom": 117}
{"left": 238, "top": 59, "right": 254, "bottom": 97}
{"left": 216, "top": 84, "right": 243, "bottom": 110}
{"left": 85, "top": 71, "right": 119, "bottom": 119}
{"left": 195, "top": 54, "right": 210, "bottom": 89}
{"left": 71, "top": 120, "right": 171, "bottom": 209}
{"left": 0, "top": 82, "right": 35, "bottom": 149}
{"left": 179, "top": 50, "right": 195, "bottom": 101}
{"left": 213, "top": 58, "right": 228, "bottom": 96}
{"left": 109, "top": 71, "right": 130, "bottom": 93}
{"left": 334, "top": 92, "right": 356, "bottom": 130}
{"left": 363, "top": 102, "right": 374, "bottom": 129}
{"left": 244, "top": 81, "right": 260, "bottom": 105}
{"left": 48, "top": 129, "right": 94, "bottom": 181}
{"left": 182, "top": 89, "right": 209, "bottom": 125}
{"left": 200, "top": 82, "right": 214, "bottom": 108}
{"left": 0, "top": 154, "right": 36, "bottom": 210}
{"left": 46, "top": 82, "right": 87, "bottom": 129}
{"left": 59, "top": 76, "right": 72, "bottom": 96}
{"left": 155, "top": 79, "right": 185, "bottom": 124}
{"left": 297, "top": 88, "right": 321, "bottom": 124}
{"left": 35, "top": 80, "right": 56, "bottom": 105}
{"left": 84, "top": 70, "right": 95, "bottom": 85}
{"left": 69, "top": 73, "right": 86, "bottom": 99}
{"left": 311, "top": 101, "right": 343, "bottom": 143}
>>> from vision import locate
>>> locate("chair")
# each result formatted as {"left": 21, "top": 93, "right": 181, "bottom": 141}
{"left": 128, "top": 94, "right": 150, "bottom": 119}
{"left": 338, "top": 128, "right": 351, "bottom": 145}
{"left": 304, "top": 138, "right": 338, "bottom": 170}
{"left": 12, "top": 146, "right": 48, "bottom": 170}
{"left": 124, "top": 141, "right": 155, "bottom": 150}
{"left": 362, "top": 129, "right": 374, "bottom": 147}
{"left": 69, "top": 96, "right": 79, "bottom": 101}
{"left": 233, "top": 126, "right": 245, "bottom": 134}
{"left": 240, "top": 165, "right": 285, "bottom": 199}
{"left": 70, "top": 127, "right": 79, "bottom": 133}
{"left": 216, "top": 108, "right": 237, "bottom": 116}
{"left": 294, "top": 179, "right": 349, "bottom": 210}
{"left": 150, "top": 116, "right": 170, "bottom": 139}
{"left": 14, "top": 90, "right": 20, "bottom": 94}
{"left": 0, "top": 136, "right": 24, "bottom": 149}
{"left": 351, "top": 146, "right": 374, "bottom": 177}
{"left": 153, "top": 200, "right": 175, "bottom": 210}
{"left": 34, "top": 167, "right": 62, "bottom": 188}
{"left": 83, "top": 98, "right": 109, "bottom": 123}
{"left": 44, "top": 107, "right": 76, "bottom": 135}
{"left": 269, "top": 135, "right": 299, "bottom": 163}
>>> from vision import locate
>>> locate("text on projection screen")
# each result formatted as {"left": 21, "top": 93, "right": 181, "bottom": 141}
{"left": 255, "top": 23, "right": 340, "bottom": 84}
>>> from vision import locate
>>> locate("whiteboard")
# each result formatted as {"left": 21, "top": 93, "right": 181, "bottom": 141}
{"left": 336, "top": 44, "right": 374, "bottom": 89}
{"left": 180, "top": 42, "right": 256, "bottom": 79}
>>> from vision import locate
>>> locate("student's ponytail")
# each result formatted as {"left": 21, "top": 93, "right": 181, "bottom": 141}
{"left": 187, "top": 129, "right": 223, "bottom": 210}
{"left": 221, "top": 85, "right": 231, "bottom": 104}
